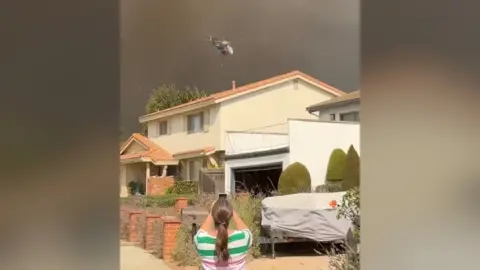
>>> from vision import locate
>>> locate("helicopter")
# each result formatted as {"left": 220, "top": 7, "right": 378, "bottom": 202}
{"left": 207, "top": 36, "right": 234, "bottom": 56}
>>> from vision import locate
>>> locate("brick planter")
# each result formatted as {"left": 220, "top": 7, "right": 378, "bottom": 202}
{"left": 175, "top": 197, "right": 189, "bottom": 213}
{"left": 128, "top": 211, "right": 144, "bottom": 243}
{"left": 145, "top": 214, "right": 163, "bottom": 252}
{"left": 162, "top": 216, "right": 181, "bottom": 262}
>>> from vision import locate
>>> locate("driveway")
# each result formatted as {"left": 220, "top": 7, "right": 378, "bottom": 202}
{"left": 120, "top": 240, "right": 172, "bottom": 270}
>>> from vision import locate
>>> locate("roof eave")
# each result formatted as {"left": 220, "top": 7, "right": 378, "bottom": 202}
{"left": 152, "top": 159, "right": 178, "bottom": 166}
{"left": 215, "top": 75, "right": 343, "bottom": 104}
{"left": 138, "top": 98, "right": 216, "bottom": 123}
{"left": 307, "top": 98, "right": 360, "bottom": 112}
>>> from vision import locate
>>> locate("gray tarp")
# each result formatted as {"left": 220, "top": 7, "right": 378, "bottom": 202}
{"left": 261, "top": 192, "right": 352, "bottom": 242}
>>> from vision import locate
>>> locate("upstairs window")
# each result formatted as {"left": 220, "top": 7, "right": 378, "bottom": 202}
{"left": 187, "top": 113, "right": 204, "bottom": 134}
{"left": 158, "top": 121, "right": 168, "bottom": 136}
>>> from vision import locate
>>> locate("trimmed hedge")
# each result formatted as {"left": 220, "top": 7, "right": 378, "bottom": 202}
{"left": 168, "top": 180, "right": 198, "bottom": 195}
{"left": 326, "top": 149, "right": 347, "bottom": 182}
{"left": 342, "top": 145, "right": 360, "bottom": 190}
{"left": 278, "top": 162, "right": 312, "bottom": 195}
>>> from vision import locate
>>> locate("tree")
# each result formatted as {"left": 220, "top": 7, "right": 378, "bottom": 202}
{"left": 326, "top": 149, "right": 347, "bottom": 182}
{"left": 145, "top": 84, "right": 207, "bottom": 114}
{"left": 342, "top": 145, "right": 360, "bottom": 190}
{"left": 278, "top": 162, "right": 312, "bottom": 195}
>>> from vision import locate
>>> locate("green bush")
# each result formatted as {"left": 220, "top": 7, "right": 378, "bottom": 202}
{"left": 127, "top": 181, "right": 146, "bottom": 195}
{"left": 278, "top": 162, "right": 312, "bottom": 195}
{"left": 170, "top": 180, "right": 198, "bottom": 194}
{"left": 164, "top": 186, "right": 173, "bottom": 194}
{"left": 172, "top": 224, "right": 200, "bottom": 266}
{"left": 326, "top": 149, "right": 347, "bottom": 182}
{"left": 231, "top": 193, "right": 263, "bottom": 259}
{"left": 342, "top": 145, "right": 360, "bottom": 190}
{"left": 328, "top": 187, "right": 360, "bottom": 270}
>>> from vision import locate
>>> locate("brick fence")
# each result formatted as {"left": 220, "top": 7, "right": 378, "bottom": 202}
{"left": 120, "top": 207, "right": 181, "bottom": 262}
{"left": 147, "top": 176, "right": 175, "bottom": 195}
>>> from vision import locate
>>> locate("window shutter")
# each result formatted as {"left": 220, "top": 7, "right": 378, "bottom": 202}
{"left": 203, "top": 110, "right": 210, "bottom": 132}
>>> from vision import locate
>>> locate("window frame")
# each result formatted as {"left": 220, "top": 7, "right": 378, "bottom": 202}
{"left": 187, "top": 112, "right": 204, "bottom": 134}
{"left": 339, "top": 111, "right": 360, "bottom": 122}
{"left": 158, "top": 121, "right": 168, "bottom": 136}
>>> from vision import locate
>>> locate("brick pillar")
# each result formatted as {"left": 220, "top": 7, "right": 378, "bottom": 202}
{"left": 175, "top": 197, "right": 189, "bottom": 213}
{"left": 128, "top": 211, "right": 143, "bottom": 243}
{"left": 145, "top": 214, "right": 163, "bottom": 252}
{"left": 162, "top": 217, "right": 181, "bottom": 262}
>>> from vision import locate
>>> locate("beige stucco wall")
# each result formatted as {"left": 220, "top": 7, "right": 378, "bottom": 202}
{"left": 148, "top": 105, "right": 222, "bottom": 154}
{"left": 219, "top": 80, "right": 336, "bottom": 149}
{"left": 126, "top": 163, "right": 145, "bottom": 184}
{"left": 120, "top": 162, "right": 146, "bottom": 197}
{"left": 120, "top": 165, "right": 128, "bottom": 197}
{"left": 316, "top": 101, "right": 360, "bottom": 121}
{"left": 123, "top": 141, "right": 147, "bottom": 154}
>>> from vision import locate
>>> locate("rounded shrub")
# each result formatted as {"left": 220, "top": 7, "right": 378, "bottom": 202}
{"left": 326, "top": 148, "right": 347, "bottom": 182}
{"left": 278, "top": 162, "right": 312, "bottom": 195}
{"left": 343, "top": 145, "right": 360, "bottom": 190}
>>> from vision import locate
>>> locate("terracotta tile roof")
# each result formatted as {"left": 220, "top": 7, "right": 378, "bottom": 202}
{"left": 173, "top": 146, "right": 216, "bottom": 157}
{"left": 307, "top": 90, "right": 360, "bottom": 111}
{"left": 140, "top": 70, "right": 345, "bottom": 119}
{"left": 120, "top": 133, "right": 174, "bottom": 162}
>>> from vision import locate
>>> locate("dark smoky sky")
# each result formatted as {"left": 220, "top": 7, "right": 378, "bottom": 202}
{"left": 120, "top": 0, "right": 359, "bottom": 134}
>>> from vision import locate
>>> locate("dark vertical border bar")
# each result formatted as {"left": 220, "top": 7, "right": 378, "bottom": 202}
{"left": 0, "top": 0, "right": 119, "bottom": 269}
{"left": 363, "top": 0, "right": 480, "bottom": 269}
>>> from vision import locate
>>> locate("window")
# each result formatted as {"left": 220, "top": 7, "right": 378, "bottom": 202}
{"left": 340, "top": 111, "right": 360, "bottom": 122}
{"left": 329, "top": 113, "right": 336, "bottom": 121}
{"left": 187, "top": 113, "right": 204, "bottom": 134}
{"left": 158, "top": 121, "right": 168, "bottom": 136}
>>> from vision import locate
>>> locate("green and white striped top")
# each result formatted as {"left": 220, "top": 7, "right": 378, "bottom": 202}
{"left": 193, "top": 228, "right": 253, "bottom": 270}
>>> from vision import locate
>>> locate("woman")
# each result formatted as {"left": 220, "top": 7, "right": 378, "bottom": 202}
{"left": 194, "top": 198, "right": 252, "bottom": 270}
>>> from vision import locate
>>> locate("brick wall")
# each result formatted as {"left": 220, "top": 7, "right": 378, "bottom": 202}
{"left": 128, "top": 211, "right": 145, "bottom": 244}
{"left": 174, "top": 197, "right": 189, "bottom": 213}
{"left": 121, "top": 210, "right": 183, "bottom": 263}
{"left": 145, "top": 214, "right": 164, "bottom": 254}
{"left": 162, "top": 217, "right": 182, "bottom": 262}
{"left": 147, "top": 176, "right": 175, "bottom": 195}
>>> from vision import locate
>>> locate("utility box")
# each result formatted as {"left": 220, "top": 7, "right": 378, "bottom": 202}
{"left": 180, "top": 206, "right": 209, "bottom": 240}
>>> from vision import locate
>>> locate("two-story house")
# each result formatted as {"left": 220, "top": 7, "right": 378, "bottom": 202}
{"left": 120, "top": 70, "right": 345, "bottom": 196}
{"left": 306, "top": 90, "right": 360, "bottom": 122}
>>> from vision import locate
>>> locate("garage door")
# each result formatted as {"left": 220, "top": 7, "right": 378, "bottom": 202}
{"left": 233, "top": 163, "right": 282, "bottom": 173}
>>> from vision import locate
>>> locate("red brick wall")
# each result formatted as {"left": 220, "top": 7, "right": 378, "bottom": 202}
{"left": 128, "top": 211, "right": 144, "bottom": 243}
{"left": 147, "top": 176, "right": 174, "bottom": 195}
{"left": 174, "top": 197, "right": 189, "bottom": 213}
{"left": 145, "top": 214, "right": 163, "bottom": 252}
{"left": 162, "top": 217, "right": 181, "bottom": 262}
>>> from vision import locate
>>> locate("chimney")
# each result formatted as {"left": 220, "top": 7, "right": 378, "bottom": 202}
{"left": 231, "top": 80, "right": 236, "bottom": 89}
